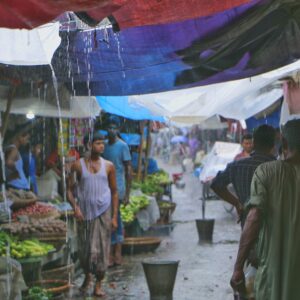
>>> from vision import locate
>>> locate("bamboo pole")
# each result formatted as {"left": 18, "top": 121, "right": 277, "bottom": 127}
{"left": 137, "top": 121, "right": 145, "bottom": 181}
{"left": 143, "top": 121, "right": 151, "bottom": 180}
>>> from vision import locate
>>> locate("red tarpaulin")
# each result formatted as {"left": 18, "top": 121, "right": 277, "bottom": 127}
{"left": 0, "top": 0, "right": 251, "bottom": 29}
{"left": 111, "top": 0, "right": 252, "bottom": 29}
{"left": 0, "top": 0, "right": 127, "bottom": 29}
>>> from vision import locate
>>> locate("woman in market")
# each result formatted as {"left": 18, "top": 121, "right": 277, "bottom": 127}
{"left": 5, "top": 130, "right": 30, "bottom": 190}
{"left": 67, "top": 132, "right": 118, "bottom": 297}
{"left": 20, "top": 143, "right": 41, "bottom": 194}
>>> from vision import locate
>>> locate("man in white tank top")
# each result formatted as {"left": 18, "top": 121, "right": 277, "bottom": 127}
{"left": 67, "top": 133, "right": 118, "bottom": 297}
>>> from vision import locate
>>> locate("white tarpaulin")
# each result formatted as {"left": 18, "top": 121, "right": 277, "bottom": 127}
{"left": 0, "top": 22, "right": 61, "bottom": 65}
{"left": 128, "top": 60, "right": 300, "bottom": 123}
{"left": 200, "top": 141, "right": 241, "bottom": 182}
{"left": 0, "top": 96, "right": 100, "bottom": 118}
{"left": 171, "top": 115, "right": 228, "bottom": 129}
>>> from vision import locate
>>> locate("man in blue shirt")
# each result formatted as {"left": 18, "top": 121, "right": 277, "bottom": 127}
{"left": 102, "top": 116, "right": 132, "bottom": 266}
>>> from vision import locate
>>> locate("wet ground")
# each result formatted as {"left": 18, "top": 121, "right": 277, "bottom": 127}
{"left": 69, "top": 161, "right": 241, "bottom": 300}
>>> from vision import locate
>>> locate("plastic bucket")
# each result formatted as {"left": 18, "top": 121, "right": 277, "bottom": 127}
{"left": 195, "top": 219, "right": 215, "bottom": 243}
{"left": 142, "top": 260, "right": 179, "bottom": 300}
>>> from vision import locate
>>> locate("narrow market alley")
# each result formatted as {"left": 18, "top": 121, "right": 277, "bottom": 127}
{"left": 70, "top": 160, "right": 241, "bottom": 300}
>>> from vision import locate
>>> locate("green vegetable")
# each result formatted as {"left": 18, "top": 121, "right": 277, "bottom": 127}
{"left": 24, "top": 286, "right": 52, "bottom": 300}
{"left": 0, "top": 231, "right": 54, "bottom": 259}
{"left": 120, "top": 195, "right": 150, "bottom": 224}
{"left": 135, "top": 170, "right": 170, "bottom": 196}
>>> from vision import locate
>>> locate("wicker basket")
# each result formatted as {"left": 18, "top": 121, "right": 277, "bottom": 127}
{"left": 123, "top": 237, "right": 161, "bottom": 254}
{"left": 42, "top": 263, "right": 75, "bottom": 281}
{"left": 157, "top": 200, "right": 176, "bottom": 224}
{"left": 11, "top": 198, "right": 38, "bottom": 210}
{"left": 7, "top": 189, "right": 38, "bottom": 210}
{"left": 29, "top": 280, "right": 71, "bottom": 295}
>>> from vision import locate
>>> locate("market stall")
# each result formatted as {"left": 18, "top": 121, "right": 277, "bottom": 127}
{"left": 0, "top": 85, "right": 100, "bottom": 299}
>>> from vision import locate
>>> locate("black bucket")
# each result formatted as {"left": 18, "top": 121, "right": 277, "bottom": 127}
{"left": 142, "top": 260, "right": 179, "bottom": 300}
{"left": 195, "top": 219, "right": 215, "bottom": 243}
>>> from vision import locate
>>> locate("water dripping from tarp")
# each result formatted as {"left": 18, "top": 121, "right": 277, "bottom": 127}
{"left": 0, "top": 112, "right": 14, "bottom": 298}
{"left": 42, "top": 117, "right": 46, "bottom": 174}
{"left": 49, "top": 64, "right": 73, "bottom": 285}
{"left": 114, "top": 33, "right": 126, "bottom": 79}
{"left": 62, "top": 13, "right": 78, "bottom": 283}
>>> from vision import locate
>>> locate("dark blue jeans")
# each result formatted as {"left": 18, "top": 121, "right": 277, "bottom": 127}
{"left": 111, "top": 209, "right": 124, "bottom": 245}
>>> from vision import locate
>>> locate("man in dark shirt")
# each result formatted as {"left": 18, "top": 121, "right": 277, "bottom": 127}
{"left": 211, "top": 125, "right": 276, "bottom": 227}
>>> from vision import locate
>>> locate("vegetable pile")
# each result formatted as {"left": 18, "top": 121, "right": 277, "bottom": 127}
{"left": 0, "top": 232, "right": 54, "bottom": 259}
{"left": 150, "top": 170, "right": 170, "bottom": 185}
{"left": 120, "top": 195, "right": 150, "bottom": 223}
{"left": 2, "top": 219, "right": 66, "bottom": 236}
{"left": 24, "top": 286, "right": 52, "bottom": 300}
{"left": 12, "top": 203, "right": 57, "bottom": 219}
{"left": 0, "top": 188, "right": 37, "bottom": 203}
{"left": 133, "top": 171, "right": 170, "bottom": 195}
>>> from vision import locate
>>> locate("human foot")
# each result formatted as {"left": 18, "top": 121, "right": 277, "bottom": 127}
{"left": 94, "top": 281, "right": 106, "bottom": 297}
{"left": 79, "top": 274, "right": 93, "bottom": 292}
{"left": 108, "top": 255, "right": 115, "bottom": 267}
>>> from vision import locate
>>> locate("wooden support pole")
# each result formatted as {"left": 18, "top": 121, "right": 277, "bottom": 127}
{"left": 137, "top": 121, "right": 145, "bottom": 181}
{"left": 143, "top": 121, "right": 151, "bottom": 180}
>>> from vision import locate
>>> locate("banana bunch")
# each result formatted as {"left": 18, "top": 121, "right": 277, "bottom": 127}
{"left": 0, "top": 231, "right": 54, "bottom": 259}
{"left": 149, "top": 170, "right": 170, "bottom": 185}
{"left": 120, "top": 195, "right": 150, "bottom": 224}
{"left": 120, "top": 204, "right": 135, "bottom": 223}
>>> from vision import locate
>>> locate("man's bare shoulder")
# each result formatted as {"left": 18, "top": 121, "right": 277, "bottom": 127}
{"left": 103, "top": 159, "right": 114, "bottom": 168}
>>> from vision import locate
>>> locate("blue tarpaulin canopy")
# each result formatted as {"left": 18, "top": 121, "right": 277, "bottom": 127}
{"left": 97, "top": 96, "right": 165, "bottom": 121}
{"left": 2, "top": 0, "right": 300, "bottom": 99}
{"left": 246, "top": 106, "right": 281, "bottom": 131}
{"left": 48, "top": 0, "right": 300, "bottom": 96}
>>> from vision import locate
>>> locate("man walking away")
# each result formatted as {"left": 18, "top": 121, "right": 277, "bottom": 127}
{"left": 211, "top": 125, "right": 276, "bottom": 227}
{"left": 231, "top": 119, "right": 300, "bottom": 300}
{"left": 67, "top": 132, "right": 118, "bottom": 297}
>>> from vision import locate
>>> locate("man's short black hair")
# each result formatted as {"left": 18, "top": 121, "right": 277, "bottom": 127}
{"left": 253, "top": 124, "right": 276, "bottom": 150}
{"left": 107, "top": 115, "right": 121, "bottom": 127}
{"left": 241, "top": 133, "right": 253, "bottom": 142}
{"left": 91, "top": 132, "right": 105, "bottom": 143}
{"left": 282, "top": 119, "right": 300, "bottom": 151}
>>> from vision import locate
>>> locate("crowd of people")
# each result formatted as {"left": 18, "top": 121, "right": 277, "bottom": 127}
{"left": 3, "top": 116, "right": 300, "bottom": 300}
